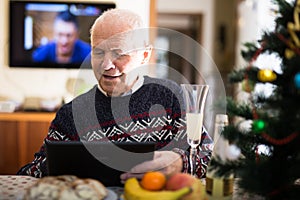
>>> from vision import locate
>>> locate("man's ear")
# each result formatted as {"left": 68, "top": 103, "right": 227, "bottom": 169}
{"left": 142, "top": 45, "right": 153, "bottom": 64}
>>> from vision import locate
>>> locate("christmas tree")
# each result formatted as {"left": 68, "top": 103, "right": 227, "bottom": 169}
{"left": 209, "top": 0, "right": 300, "bottom": 199}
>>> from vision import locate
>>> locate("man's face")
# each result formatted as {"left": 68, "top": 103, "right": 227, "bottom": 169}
{"left": 54, "top": 20, "right": 78, "bottom": 57}
{"left": 91, "top": 31, "right": 146, "bottom": 96}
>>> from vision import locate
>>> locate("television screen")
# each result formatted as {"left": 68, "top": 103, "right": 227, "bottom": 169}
{"left": 9, "top": 0, "right": 116, "bottom": 69}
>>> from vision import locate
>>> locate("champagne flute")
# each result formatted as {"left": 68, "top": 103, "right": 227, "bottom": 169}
{"left": 181, "top": 84, "right": 209, "bottom": 176}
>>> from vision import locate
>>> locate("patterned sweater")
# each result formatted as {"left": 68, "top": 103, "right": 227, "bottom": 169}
{"left": 17, "top": 76, "right": 213, "bottom": 178}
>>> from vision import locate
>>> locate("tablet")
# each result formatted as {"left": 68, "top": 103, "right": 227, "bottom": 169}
{"left": 45, "top": 140, "right": 155, "bottom": 186}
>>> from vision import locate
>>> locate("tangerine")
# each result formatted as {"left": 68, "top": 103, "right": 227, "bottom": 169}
{"left": 140, "top": 171, "right": 166, "bottom": 191}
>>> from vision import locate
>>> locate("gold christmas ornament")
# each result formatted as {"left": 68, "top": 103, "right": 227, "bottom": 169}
{"left": 287, "top": 0, "right": 300, "bottom": 47}
{"left": 257, "top": 69, "right": 277, "bottom": 82}
{"left": 284, "top": 0, "right": 300, "bottom": 59}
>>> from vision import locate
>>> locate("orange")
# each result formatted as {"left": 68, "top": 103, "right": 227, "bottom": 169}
{"left": 140, "top": 171, "right": 166, "bottom": 191}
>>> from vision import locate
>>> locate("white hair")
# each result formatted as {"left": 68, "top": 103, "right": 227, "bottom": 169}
{"left": 90, "top": 8, "right": 149, "bottom": 50}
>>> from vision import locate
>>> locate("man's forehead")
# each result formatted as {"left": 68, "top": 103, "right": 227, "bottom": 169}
{"left": 92, "top": 28, "right": 148, "bottom": 51}
{"left": 92, "top": 35, "right": 141, "bottom": 52}
{"left": 54, "top": 21, "right": 77, "bottom": 32}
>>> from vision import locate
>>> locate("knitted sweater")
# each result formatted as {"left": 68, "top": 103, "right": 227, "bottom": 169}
{"left": 17, "top": 76, "right": 213, "bottom": 178}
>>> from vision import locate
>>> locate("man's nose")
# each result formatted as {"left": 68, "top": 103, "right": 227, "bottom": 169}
{"left": 60, "top": 36, "right": 69, "bottom": 45}
{"left": 102, "top": 53, "right": 116, "bottom": 70}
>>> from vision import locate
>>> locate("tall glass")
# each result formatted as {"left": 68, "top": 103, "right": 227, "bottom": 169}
{"left": 181, "top": 84, "right": 209, "bottom": 176}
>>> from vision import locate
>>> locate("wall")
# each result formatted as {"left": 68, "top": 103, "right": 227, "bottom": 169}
{"left": 157, "top": 0, "right": 215, "bottom": 83}
{"left": 235, "top": 0, "right": 278, "bottom": 67}
{"left": 213, "top": 0, "right": 238, "bottom": 96}
{"left": 0, "top": 0, "right": 150, "bottom": 106}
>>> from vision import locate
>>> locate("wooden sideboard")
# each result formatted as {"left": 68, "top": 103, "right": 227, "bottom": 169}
{"left": 0, "top": 112, "right": 56, "bottom": 174}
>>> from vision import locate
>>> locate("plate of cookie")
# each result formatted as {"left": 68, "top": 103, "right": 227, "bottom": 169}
{"left": 23, "top": 175, "right": 118, "bottom": 200}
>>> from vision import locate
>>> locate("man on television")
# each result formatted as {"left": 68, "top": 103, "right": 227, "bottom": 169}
{"left": 32, "top": 10, "right": 91, "bottom": 64}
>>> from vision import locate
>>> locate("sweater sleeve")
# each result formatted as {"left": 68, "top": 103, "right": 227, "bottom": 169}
{"left": 16, "top": 143, "right": 47, "bottom": 178}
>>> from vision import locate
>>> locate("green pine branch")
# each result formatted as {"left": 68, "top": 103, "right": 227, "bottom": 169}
{"left": 241, "top": 42, "right": 262, "bottom": 62}
{"left": 226, "top": 97, "right": 253, "bottom": 119}
{"left": 222, "top": 124, "right": 262, "bottom": 160}
{"left": 273, "top": 0, "right": 295, "bottom": 27}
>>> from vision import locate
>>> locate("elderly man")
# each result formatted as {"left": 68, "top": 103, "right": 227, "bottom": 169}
{"left": 18, "top": 8, "right": 213, "bottom": 183}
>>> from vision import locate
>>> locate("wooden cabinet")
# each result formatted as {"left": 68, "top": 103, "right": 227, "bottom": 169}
{"left": 0, "top": 112, "right": 55, "bottom": 174}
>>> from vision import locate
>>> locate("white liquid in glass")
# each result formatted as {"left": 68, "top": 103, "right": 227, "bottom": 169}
{"left": 186, "top": 113, "right": 203, "bottom": 148}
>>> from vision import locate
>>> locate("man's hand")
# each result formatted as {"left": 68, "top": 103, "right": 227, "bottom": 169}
{"left": 120, "top": 151, "right": 183, "bottom": 182}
